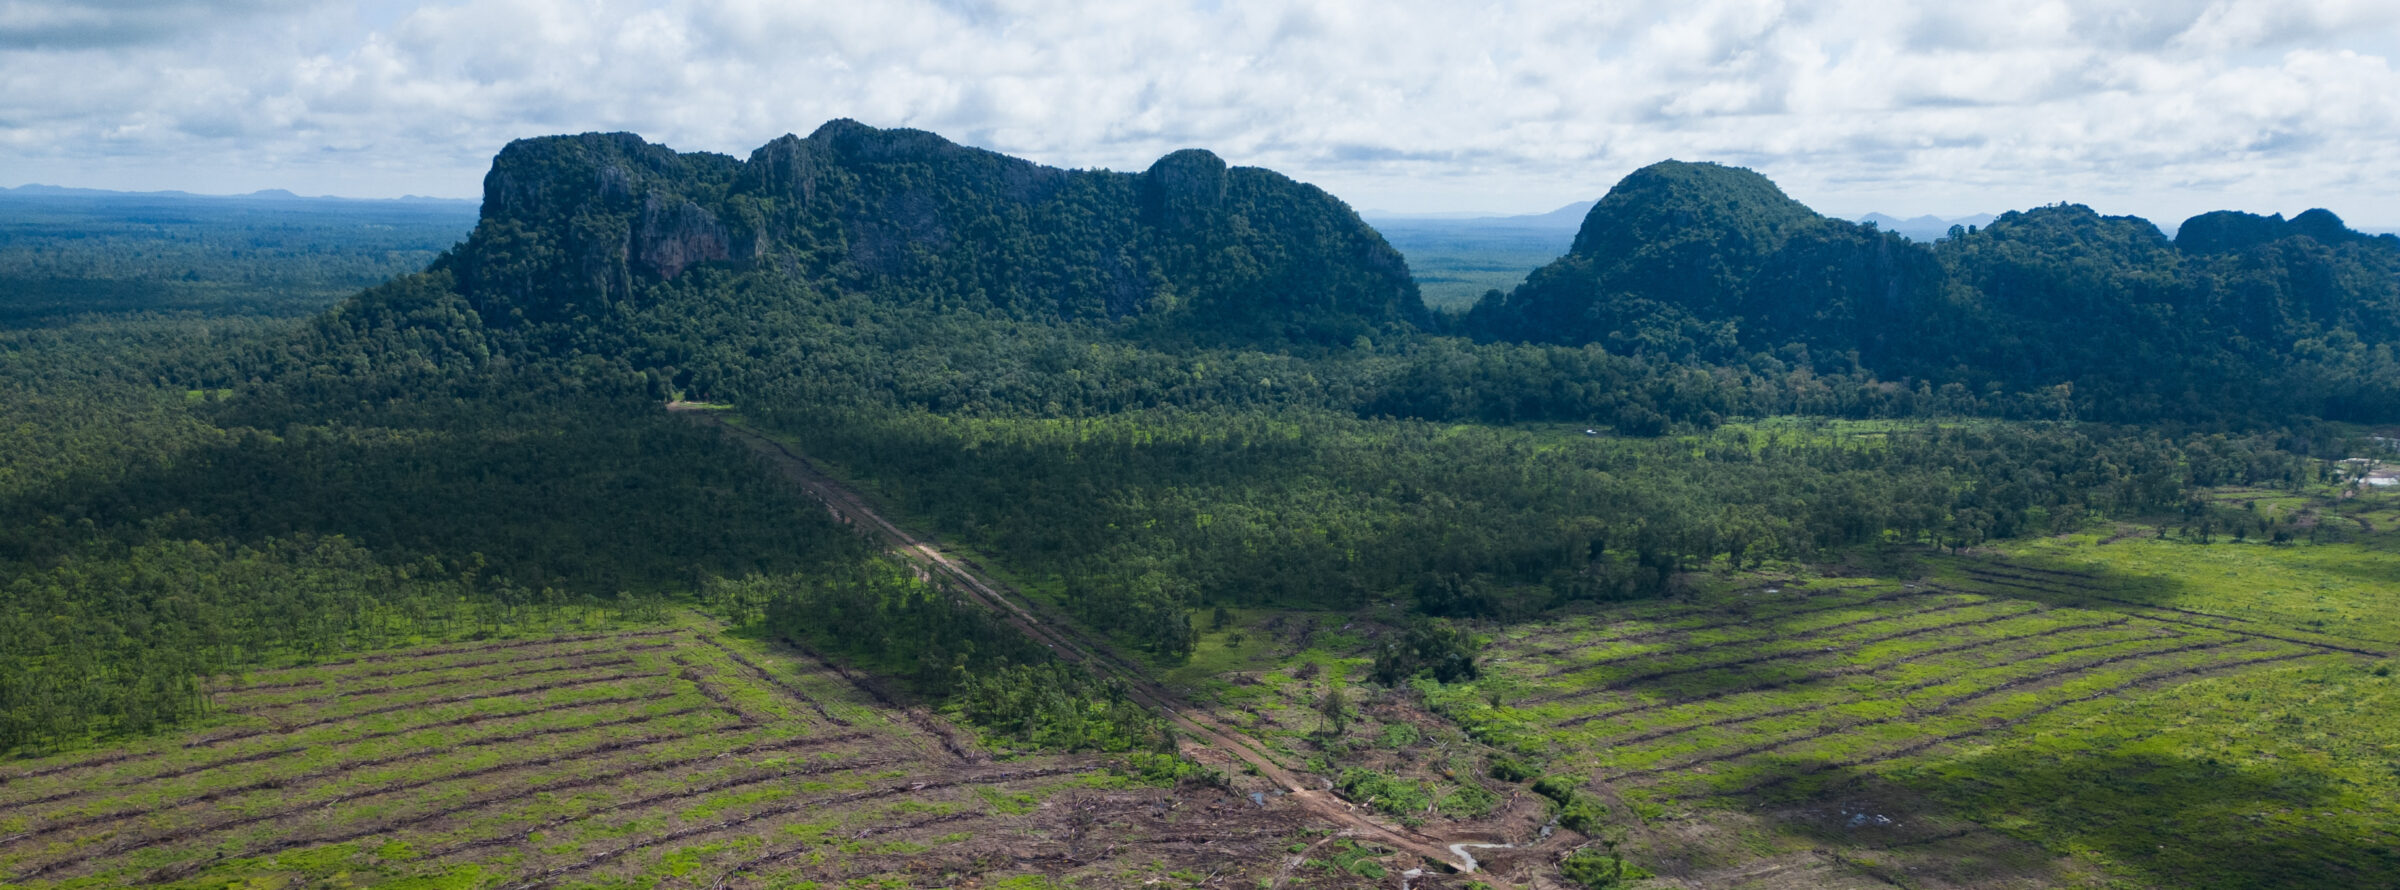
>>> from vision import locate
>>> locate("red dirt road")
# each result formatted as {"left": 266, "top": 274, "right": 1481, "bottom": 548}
{"left": 670, "top": 403, "right": 1476, "bottom": 872}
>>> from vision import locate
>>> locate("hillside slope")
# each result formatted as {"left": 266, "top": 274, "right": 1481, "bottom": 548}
{"left": 1466, "top": 160, "right": 2400, "bottom": 423}
{"left": 436, "top": 120, "right": 1425, "bottom": 350}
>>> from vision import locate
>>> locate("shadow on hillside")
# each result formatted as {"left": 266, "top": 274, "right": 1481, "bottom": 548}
{"left": 1936, "top": 550, "right": 2206, "bottom": 614}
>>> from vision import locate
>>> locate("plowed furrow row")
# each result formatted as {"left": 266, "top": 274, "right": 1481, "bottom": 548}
{"left": 1515, "top": 589, "right": 1944, "bottom": 659}
{"left": 1960, "top": 571, "right": 2264, "bottom": 629}
{"left": 0, "top": 751, "right": 140, "bottom": 788}
{"left": 507, "top": 764, "right": 1102, "bottom": 890}
{"left": 0, "top": 741, "right": 276, "bottom": 812}
{"left": 186, "top": 670, "right": 663, "bottom": 747}
{"left": 668, "top": 656, "right": 755, "bottom": 721}
{"left": 1709, "top": 650, "right": 2328, "bottom": 799}
{"left": 1963, "top": 567, "right": 2110, "bottom": 592}
{"left": 142, "top": 692, "right": 669, "bottom": 784}
{"left": 1537, "top": 597, "right": 1988, "bottom": 679}
{"left": 123, "top": 737, "right": 874, "bottom": 886}
{"left": 1967, "top": 572, "right": 2390, "bottom": 656}
{"left": 1975, "top": 562, "right": 2102, "bottom": 581}
{"left": 231, "top": 658, "right": 638, "bottom": 713}
{"left": 1593, "top": 623, "right": 2140, "bottom": 748}
{"left": 708, "top": 811, "right": 986, "bottom": 888}
{"left": 246, "top": 630, "right": 682, "bottom": 675}
{"left": 1587, "top": 622, "right": 2151, "bottom": 743}
{"left": 2, "top": 692, "right": 670, "bottom": 792}
{"left": 690, "top": 636, "right": 851, "bottom": 727}
{"left": 424, "top": 754, "right": 902, "bottom": 861}
{"left": 1611, "top": 639, "right": 2251, "bottom": 782}
{"left": 24, "top": 732, "right": 729, "bottom": 880}
{"left": 0, "top": 706, "right": 718, "bottom": 848}
{"left": 1535, "top": 605, "right": 2041, "bottom": 705}
{"left": 1557, "top": 627, "right": 2167, "bottom": 729}
{"left": 779, "top": 635, "right": 974, "bottom": 762}
{"left": 216, "top": 642, "right": 677, "bottom": 694}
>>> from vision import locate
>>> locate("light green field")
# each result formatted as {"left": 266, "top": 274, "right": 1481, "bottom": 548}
{"left": 0, "top": 618, "right": 1313, "bottom": 889}
{"left": 1428, "top": 523, "right": 2400, "bottom": 890}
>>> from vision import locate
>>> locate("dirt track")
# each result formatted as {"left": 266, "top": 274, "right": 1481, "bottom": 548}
{"left": 670, "top": 403, "right": 1479, "bottom": 873}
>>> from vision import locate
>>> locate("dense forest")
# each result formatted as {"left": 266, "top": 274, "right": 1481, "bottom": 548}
{"left": 4, "top": 124, "right": 2395, "bottom": 757}
{"left": 0, "top": 190, "right": 474, "bottom": 326}
{"left": 1463, "top": 160, "right": 2400, "bottom": 425}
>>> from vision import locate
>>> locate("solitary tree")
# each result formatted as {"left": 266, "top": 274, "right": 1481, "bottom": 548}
{"left": 1317, "top": 686, "right": 1350, "bottom": 738}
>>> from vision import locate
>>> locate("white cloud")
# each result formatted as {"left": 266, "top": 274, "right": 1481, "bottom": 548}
{"left": 1, "top": 0, "right": 2395, "bottom": 225}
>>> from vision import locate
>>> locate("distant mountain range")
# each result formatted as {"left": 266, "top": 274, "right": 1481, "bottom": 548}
{"left": 1365, "top": 201, "right": 1593, "bottom": 229}
{"left": 1854, "top": 212, "right": 1997, "bottom": 242}
{"left": 2, "top": 183, "right": 473, "bottom": 204}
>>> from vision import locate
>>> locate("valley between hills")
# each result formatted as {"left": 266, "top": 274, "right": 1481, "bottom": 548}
{"left": 2, "top": 121, "right": 2398, "bottom": 889}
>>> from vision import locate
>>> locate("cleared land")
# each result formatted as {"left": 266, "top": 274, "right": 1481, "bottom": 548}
{"left": 0, "top": 618, "right": 1333, "bottom": 889}
{"left": 1447, "top": 531, "right": 2400, "bottom": 890}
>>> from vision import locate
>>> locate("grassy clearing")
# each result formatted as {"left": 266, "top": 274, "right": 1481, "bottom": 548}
{"left": 1426, "top": 512, "right": 2400, "bottom": 889}
{"left": 0, "top": 616, "right": 1321, "bottom": 889}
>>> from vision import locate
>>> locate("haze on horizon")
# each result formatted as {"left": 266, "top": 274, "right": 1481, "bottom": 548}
{"left": 4, "top": 0, "right": 2398, "bottom": 227}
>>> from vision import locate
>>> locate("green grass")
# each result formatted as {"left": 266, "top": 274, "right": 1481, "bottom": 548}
{"left": 1421, "top": 515, "right": 2400, "bottom": 889}
{"left": 1992, "top": 531, "right": 2400, "bottom": 645}
{"left": 0, "top": 616, "right": 1223, "bottom": 890}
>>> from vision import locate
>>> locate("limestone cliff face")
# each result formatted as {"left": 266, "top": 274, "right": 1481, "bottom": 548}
{"left": 1139, "top": 149, "right": 1229, "bottom": 234}
{"left": 632, "top": 194, "right": 731, "bottom": 279}
{"left": 444, "top": 119, "right": 1425, "bottom": 342}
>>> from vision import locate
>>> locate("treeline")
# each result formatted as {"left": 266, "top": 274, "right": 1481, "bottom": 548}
{"left": 0, "top": 191, "right": 471, "bottom": 325}
{"left": 748, "top": 402, "right": 2317, "bottom": 655}
{"left": 0, "top": 535, "right": 665, "bottom": 748}
{"left": 0, "top": 316, "right": 875, "bottom": 751}
{"left": 710, "top": 563, "right": 1169, "bottom": 753}
{"left": 577, "top": 267, "right": 2101, "bottom": 437}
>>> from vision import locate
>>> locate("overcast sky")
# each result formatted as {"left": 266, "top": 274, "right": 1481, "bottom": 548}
{"left": 5, "top": 0, "right": 2398, "bottom": 225}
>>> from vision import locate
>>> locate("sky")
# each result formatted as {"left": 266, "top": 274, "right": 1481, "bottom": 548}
{"left": 4, "top": 0, "right": 2399, "bottom": 226}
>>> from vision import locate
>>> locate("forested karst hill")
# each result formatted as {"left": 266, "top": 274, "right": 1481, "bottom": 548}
{"left": 1465, "top": 160, "right": 2400, "bottom": 424}
{"left": 437, "top": 120, "right": 1425, "bottom": 350}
